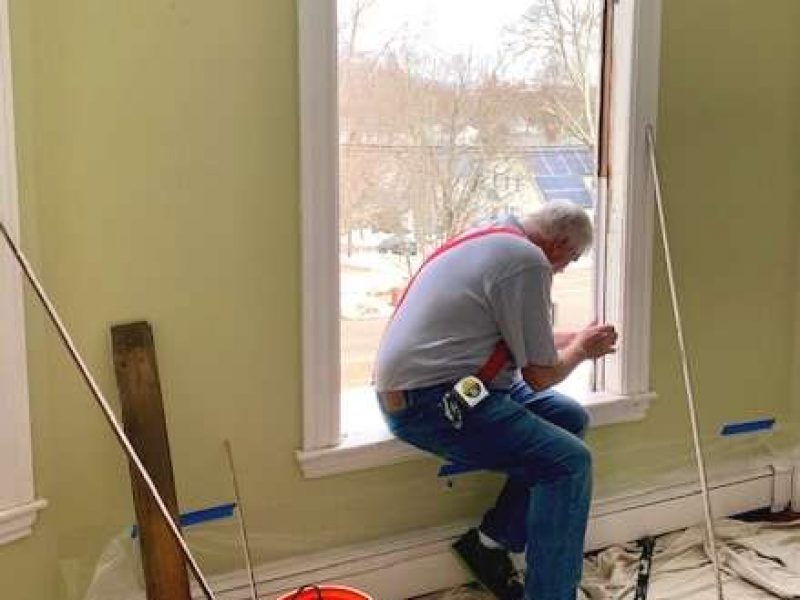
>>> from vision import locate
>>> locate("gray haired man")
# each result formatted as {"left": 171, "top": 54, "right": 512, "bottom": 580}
{"left": 375, "top": 201, "right": 617, "bottom": 600}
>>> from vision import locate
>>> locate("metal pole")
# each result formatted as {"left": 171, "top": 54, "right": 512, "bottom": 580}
{"left": 223, "top": 440, "right": 259, "bottom": 600}
{"left": 0, "top": 220, "right": 218, "bottom": 600}
{"left": 644, "top": 124, "right": 724, "bottom": 599}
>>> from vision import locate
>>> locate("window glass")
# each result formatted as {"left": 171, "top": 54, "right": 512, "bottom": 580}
{"left": 337, "top": 0, "right": 604, "bottom": 436}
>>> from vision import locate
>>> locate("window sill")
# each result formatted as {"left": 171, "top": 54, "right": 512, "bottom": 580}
{"left": 0, "top": 498, "right": 48, "bottom": 545}
{"left": 297, "top": 391, "right": 655, "bottom": 478}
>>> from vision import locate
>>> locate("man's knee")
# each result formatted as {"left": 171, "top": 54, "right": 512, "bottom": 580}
{"left": 574, "top": 404, "right": 590, "bottom": 437}
{"left": 564, "top": 400, "right": 590, "bottom": 437}
{"left": 514, "top": 438, "right": 592, "bottom": 484}
{"left": 570, "top": 441, "right": 592, "bottom": 475}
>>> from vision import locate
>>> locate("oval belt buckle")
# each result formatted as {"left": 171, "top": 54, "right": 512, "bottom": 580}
{"left": 453, "top": 375, "right": 489, "bottom": 408}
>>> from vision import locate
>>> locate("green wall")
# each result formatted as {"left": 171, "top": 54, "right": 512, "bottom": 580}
{"left": 2, "top": 1, "right": 799, "bottom": 598}
{"left": 593, "top": 0, "right": 800, "bottom": 492}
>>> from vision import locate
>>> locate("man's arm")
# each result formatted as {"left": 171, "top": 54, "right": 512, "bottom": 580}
{"left": 554, "top": 331, "right": 577, "bottom": 349}
{"left": 522, "top": 323, "right": 617, "bottom": 391}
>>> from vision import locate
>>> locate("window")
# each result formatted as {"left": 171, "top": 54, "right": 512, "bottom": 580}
{"left": 0, "top": 0, "right": 46, "bottom": 543}
{"left": 298, "top": 0, "right": 661, "bottom": 477}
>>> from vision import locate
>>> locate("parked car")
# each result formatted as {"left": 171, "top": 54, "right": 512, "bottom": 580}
{"left": 377, "top": 234, "right": 417, "bottom": 256}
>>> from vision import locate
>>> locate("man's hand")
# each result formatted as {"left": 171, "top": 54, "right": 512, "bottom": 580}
{"left": 574, "top": 322, "right": 617, "bottom": 359}
{"left": 522, "top": 321, "right": 618, "bottom": 391}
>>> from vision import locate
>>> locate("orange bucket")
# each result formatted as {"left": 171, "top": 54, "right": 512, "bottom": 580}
{"left": 277, "top": 584, "right": 373, "bottom": 600}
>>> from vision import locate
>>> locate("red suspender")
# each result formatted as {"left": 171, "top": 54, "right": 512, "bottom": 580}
{"left": 390, "top": 225, "right": 527, "bottom": 385}
{"left": 476, "top": 341, "right": 512, "bottom": 384}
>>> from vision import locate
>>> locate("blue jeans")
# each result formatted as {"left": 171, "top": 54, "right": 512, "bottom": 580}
{"left": 380, "top": 379, "right": 591, "bottom": 600}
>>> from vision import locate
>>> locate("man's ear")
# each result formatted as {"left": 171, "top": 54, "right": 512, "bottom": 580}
{"left": 553, "top": 235, "right": 569, "bottom": 250}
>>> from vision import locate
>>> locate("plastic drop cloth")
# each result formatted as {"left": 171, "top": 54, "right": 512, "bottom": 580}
{"left": 418, "top": 519, "right": 800, "bottom": 599}
{"left": 83, "top": 532, "right": 144, "bottom": 600}
{"left": 83, "top": 512, "right": 246, "bottom": 600}
{"left": 82, "top": 432, "right": 800, "bottom": 600}
{"left": 580, "top": 518, "right": 800, "bottom": 599}
{"left": 85, "top": 516, "right": 800, "bottom": 600}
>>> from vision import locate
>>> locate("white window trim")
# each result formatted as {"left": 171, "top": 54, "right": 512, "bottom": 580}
{"left": 602, "top": 0, "right": 661, "bottom": 399}
{"left": 0, "top": 0, "right": 46, "bottom": 543}
{"left": 299, "top": 390, "right": 657, "bottom": 479}
{"left": 297, "top": 0, "right": 661, "bottom": 478}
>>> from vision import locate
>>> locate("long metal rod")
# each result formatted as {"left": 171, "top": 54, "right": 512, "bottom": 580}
{"left": 0, "top": 220, "right": 218, "bottom": 600}
{"left": 645, "top": 124, "right": 724, "bottom": 599}
{"left": 223, "top": 440, "right": 259, "bottom": 600}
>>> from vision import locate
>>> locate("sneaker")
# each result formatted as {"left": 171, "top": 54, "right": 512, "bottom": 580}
{"left": 452, "top": 528, "right": 524, "bottom": 600}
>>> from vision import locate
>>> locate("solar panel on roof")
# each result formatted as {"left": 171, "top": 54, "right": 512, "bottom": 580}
{"left": 530, "top": 146, "right": 596, "bottom": 208}
{"left": 537, "top": 175, "right": 580, "bottom": 191}
{"left": 565, "top": 153, "right": 585, "bottom": 173}
{"left": 430, "top": 145, "right": 596, "bottom": 208}
{"left": 530, "top": 155, "right": 551, "bottom": 175}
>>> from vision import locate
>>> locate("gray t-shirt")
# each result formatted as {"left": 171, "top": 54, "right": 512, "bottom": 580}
{"left": 375, "top": 220, "right": 558, "bottom": 391}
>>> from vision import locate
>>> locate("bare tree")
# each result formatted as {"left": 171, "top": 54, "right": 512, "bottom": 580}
{"left": 505, "top": 0, "right": 603, "bottom": 145}
{"left": 339, "top": 0, "right": 380, "bottom": 58}
{"left": 390, "top": 49, "right": 523, "bottom": 248}
{"left": 338, "top": 1, "right": 597, "bottom": 255}
{"left": 339, "top": 1, "right": 419, "bottom": 256}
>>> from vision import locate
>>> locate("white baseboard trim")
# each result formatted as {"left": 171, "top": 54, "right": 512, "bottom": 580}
{"left": 193, "top": 463, "right": 795, "bottom": 599}
{"left": 586, "top": 463, "right": 793, "bottom": 551}
{"left": 0, "top": 498, "right": 48, "bottom": 546}
{"left": 201, "top": 520, "right": 475, "bottom": 600}
{"left": 793, "top": 464, "right": 800, "bottom": 512}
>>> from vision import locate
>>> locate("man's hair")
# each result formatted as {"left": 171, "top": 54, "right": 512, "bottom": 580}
{"left": 524, "top": 200, "right": 593, "bottom": 252}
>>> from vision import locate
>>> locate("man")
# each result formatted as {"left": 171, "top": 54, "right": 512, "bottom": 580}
{"left": 374, "top": 200, "right": 618, "bottom": 600}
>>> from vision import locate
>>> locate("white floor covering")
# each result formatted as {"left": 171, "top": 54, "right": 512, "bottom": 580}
{"left": 417, "top": 518, "right": 800, "bottom": 599}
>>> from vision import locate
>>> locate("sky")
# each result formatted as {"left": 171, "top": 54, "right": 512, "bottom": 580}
{"left": 339, "top": 0, "right": 535, "bottom": 58}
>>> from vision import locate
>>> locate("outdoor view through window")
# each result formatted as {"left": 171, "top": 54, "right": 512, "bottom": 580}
{"left": 338, "top": 0, "right": 604, "bottom": 439}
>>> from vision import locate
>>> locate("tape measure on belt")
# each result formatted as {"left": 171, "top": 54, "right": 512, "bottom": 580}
{"left": 390, "top": 225, "right": 527, "bottom": 385}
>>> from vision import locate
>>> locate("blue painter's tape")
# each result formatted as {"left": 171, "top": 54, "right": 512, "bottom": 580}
{"left": 720, "top": 418, "right": 775, "bottom": 436}
{"left": 131, "top": 502, "right": 236, "bottom": 539}
{"left": 180, "top": 503, "right": 236, "bottom": 528}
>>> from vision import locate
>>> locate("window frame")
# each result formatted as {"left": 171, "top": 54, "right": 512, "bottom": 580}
{"left": 297, "top": 0, "right": 661, "bottom": 478}
{"left": 0, "top": 0, "right": 46, "bottom": 544}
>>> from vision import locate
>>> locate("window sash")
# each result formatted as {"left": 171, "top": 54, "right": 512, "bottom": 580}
{"left": 602, "top": 0, "right": 661, "bottom": 396}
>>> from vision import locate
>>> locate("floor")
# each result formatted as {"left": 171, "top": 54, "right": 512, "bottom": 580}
{"left": 407, "top": 511, "right": 800, "bottom": 600}
{"left": 410, "top": 584, "right": 490, "bottom": 599}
